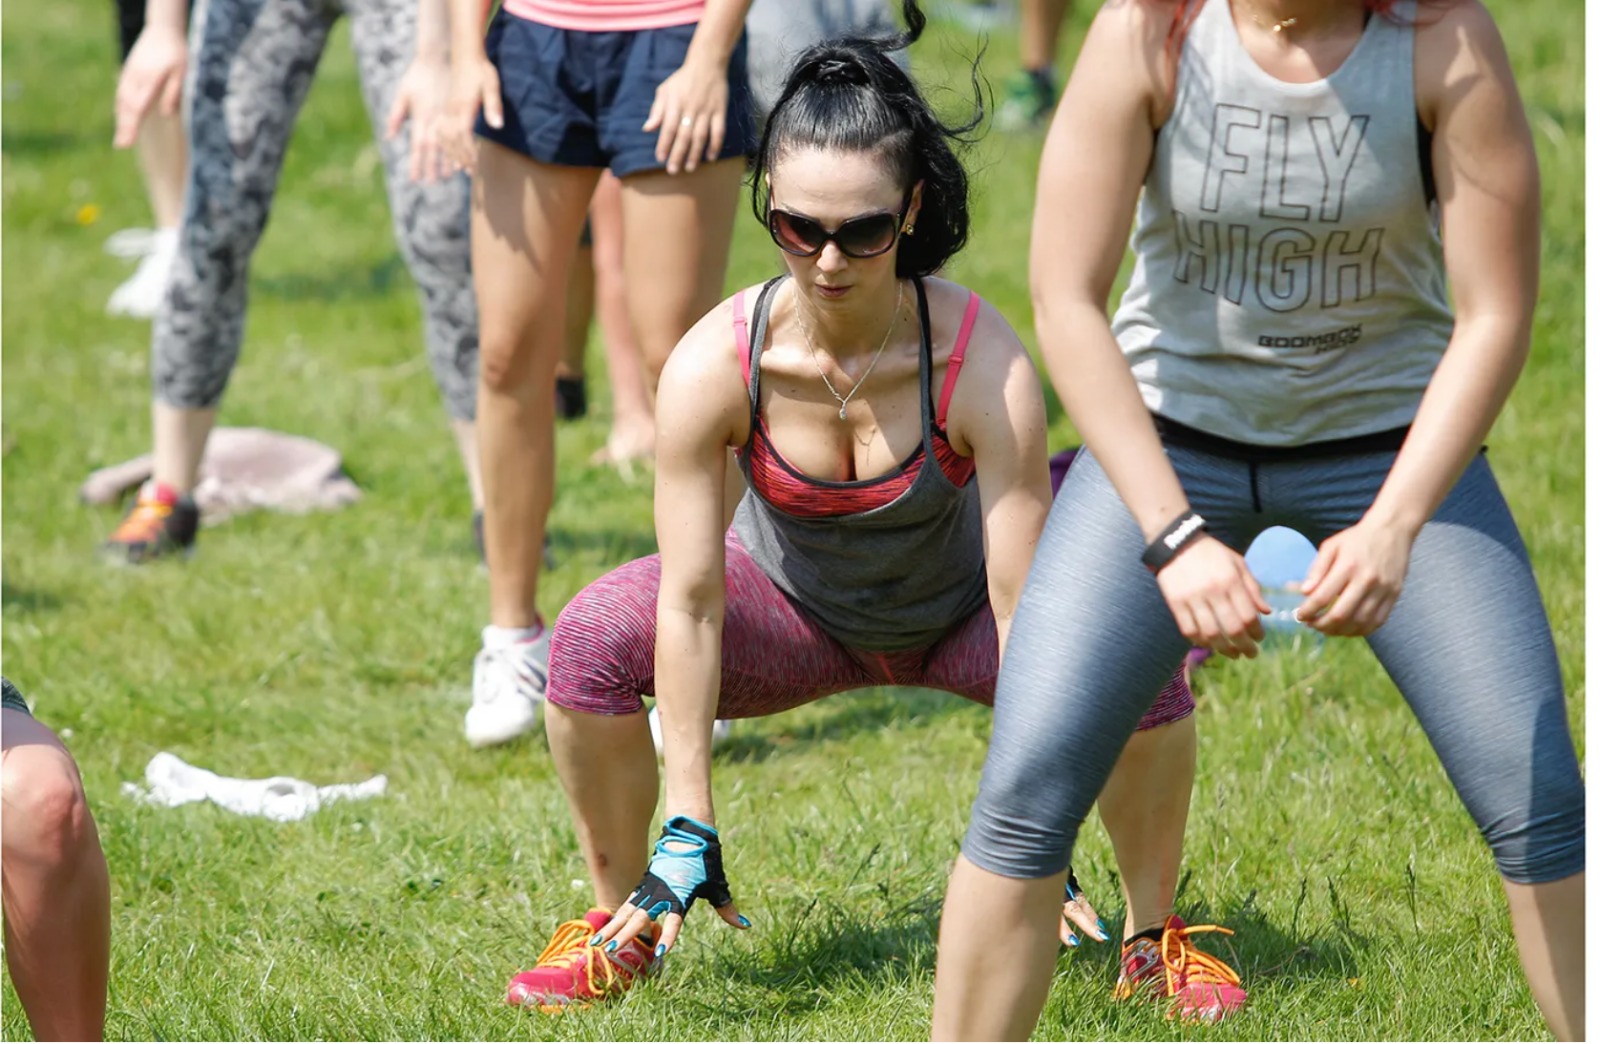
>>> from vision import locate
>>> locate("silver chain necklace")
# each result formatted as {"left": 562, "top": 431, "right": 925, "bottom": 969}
{"left": 794, "top": 280, "right": 904, "bottom": 421}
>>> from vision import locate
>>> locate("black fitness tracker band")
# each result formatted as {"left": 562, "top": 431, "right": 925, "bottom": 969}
{"left": 1141, "top": 511, "right": 1208, "bottom": 574}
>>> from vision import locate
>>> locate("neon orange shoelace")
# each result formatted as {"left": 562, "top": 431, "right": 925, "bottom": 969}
{"left": 110, "top": 499, "right": 174, "bottom": 543}
{"left": 534, "top": 919, "right": 628, "bottom": 996}
{"left": 1160, "top": 922, "right": 1242, "bottom": 993}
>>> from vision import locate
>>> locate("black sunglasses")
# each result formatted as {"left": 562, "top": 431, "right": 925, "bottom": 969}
{"left": 766, "top": 194, "right": 912, "bottom": 259}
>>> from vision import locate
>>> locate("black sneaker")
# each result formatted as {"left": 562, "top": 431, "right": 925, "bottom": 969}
{"left": 555, "top": 376, "right": 588, "bottom": 421}
{"left": 996, "top": 68, "right": 1059, "bottom": 131}
{"left": 103, "top": 482, "right": 199, "bottom": 563}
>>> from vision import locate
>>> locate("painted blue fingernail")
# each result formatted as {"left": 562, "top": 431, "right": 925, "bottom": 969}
{"left": 589, "top": 933, "right": 603, "bottom": 946}
{"left": 654, "top": 943, "right": 667, "bottom": 958}
{"left": 737, "top": 915, "right": 751, "bottom": 928}
{"left": 1097, "top": 919, "right": 1108, "bottom": 937}
{"left": 606, "top": 941, "right": 618, "bottom": 953}
{"left": 1066, "top": 933, "right": 1080, "bottom": 947}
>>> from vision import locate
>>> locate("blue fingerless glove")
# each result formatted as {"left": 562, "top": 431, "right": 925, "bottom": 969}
{"left": 627, "top": 816, "right": 734, "bottom": 921}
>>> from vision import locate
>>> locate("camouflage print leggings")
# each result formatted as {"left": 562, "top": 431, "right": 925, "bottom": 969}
{"left": 154, "top": 0, "right": 478, "bottom": 420}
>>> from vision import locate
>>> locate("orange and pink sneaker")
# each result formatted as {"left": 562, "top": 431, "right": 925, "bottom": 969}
{"left": 506, "top": 909, "right": 659, "bottom": 1013}
{"left": 1113, "top": 915, "right": 1247, "bottom": 1021}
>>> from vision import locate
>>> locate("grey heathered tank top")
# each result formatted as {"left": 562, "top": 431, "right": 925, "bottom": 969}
{"left": 1112, "top": 0, "right": 1454, "bottom": 445}
{"left": 731, "top": 277, "right": 989, "bottom": 652}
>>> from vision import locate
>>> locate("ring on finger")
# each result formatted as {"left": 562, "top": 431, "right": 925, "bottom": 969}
{"left": 680, "top": 115, "right": 694, "bottom": 127}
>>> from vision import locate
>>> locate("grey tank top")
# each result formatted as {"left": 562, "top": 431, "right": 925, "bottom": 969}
{"left": 731, "top": 277, "right": 989, "bottom": 652}
{"left": 1113, "top": 0, "right": 1454, "bottom": 445}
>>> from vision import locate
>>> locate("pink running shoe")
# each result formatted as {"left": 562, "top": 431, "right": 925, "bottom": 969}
{"left": 1113, "top": 915, "right": 1247, "bottom": 1021}
{"left": 506, "top": 908, "right": 658, "bottom": 1013}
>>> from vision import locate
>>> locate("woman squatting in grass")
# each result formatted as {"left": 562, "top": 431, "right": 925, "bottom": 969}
{"left": 1, "top": 679, "right": 112, "bottom": 1041}
{"left": 439, "top": 0, "right": 758, "bottom": 748}
{"left": 933, "top": 0, "right": 1586, "bottom": 1039}
{"left": 518, "top": 3, "right": 1234, "bottom": 1014}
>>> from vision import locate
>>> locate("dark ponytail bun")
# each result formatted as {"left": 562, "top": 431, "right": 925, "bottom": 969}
{"left": 751, "top": 0, "right": 985, "bottom": 278}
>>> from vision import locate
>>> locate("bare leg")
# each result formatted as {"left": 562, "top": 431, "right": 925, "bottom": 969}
{"left": 1019, "top": 0, "right": 1071, "bottom": 73}
{"left": 1, "top": 711, "right": 110, "bottom": 1042}
{"left": 451, "top": 419, "right": 484, "bottom": 510}
{"left": 591, "top": 171, "right": 655, "bottom": 464}
{"left": 1096, "top": 715, "right": 1195, "bottom": 936}
{"left": 559, "top": 240, "right": 594, "bottom": 384}
{"left": 618, "top": 159, "right": 743, "bottom": 383}
{"left": 151, "top": 401, "right": 218, "bottom": 492}
{"left": 136, "top": 108, "right": 188, "bottom": 230}
{"left": 1505, "top": 873, "right": 1584, "bottom": 1041}
{"left": 932, "top": 857, "right": 1063, "bottom": 1042}
{"left": 473, "top": 142, "right": 599, "bottom": 628}
{"left": 544, "top": 703, "right": 659, "bottom": 909}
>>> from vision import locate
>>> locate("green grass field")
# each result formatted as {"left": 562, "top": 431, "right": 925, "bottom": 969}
{"left": 0, "top": 1, "right": 1583, "bottom": 1039}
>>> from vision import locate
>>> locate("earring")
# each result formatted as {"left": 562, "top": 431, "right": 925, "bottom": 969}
{"left": 903, "top": 223, "right": 915, "bottom": 236}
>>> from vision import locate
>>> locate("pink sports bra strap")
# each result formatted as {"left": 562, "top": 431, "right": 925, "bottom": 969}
{"left": 733, "top": 289, "right": 752, "bottom": 386}
{"left": 936, "top": 291, "right": 982, "bottom": 430}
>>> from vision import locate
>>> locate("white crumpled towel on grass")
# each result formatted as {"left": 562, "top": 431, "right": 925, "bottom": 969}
{"left": 121, "top": 751, "right": 387, "bottom": 823}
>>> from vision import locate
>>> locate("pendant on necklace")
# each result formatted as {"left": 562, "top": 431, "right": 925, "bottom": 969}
{"left": 838, "top": 405, "right": 848, "bottom": 420}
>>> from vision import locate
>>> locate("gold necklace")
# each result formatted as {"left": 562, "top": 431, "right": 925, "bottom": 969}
{"left": 795, "top": 281, "right": 904, "bottom": 421}
{"left": 1241, "top": 0, "right": 1299, "bottom": 32}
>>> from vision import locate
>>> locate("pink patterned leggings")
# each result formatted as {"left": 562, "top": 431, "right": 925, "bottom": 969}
{"left": 547, "top": 533, "right": 1194, "bottom": 729}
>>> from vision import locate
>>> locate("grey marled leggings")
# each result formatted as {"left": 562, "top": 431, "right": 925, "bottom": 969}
{"left": 964, "top": 444, "right": 1585, "bottom": 885}
{"left": 154, "top": 0, "right": 477, "bottom": 419}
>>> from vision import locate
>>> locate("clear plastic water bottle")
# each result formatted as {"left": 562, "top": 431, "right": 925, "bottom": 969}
{"left": 1243, "top": 526, "right": 1323, "bottom": 652}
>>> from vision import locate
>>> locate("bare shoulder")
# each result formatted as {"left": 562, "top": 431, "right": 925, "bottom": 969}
{"left": 921, "top": 277, "right": 1030, "bottom": 371}
{"left": 921, "top": 279, "right": 1044, "bottom": 453}
{"left": 657, "top": 287, "right": 762, "bottom": 447}
{"left": 1413, "top": 0, "right": 1519, "bottom": 125}
{"left": 1081, "top": 0, "right": 1184, "bottom": 102}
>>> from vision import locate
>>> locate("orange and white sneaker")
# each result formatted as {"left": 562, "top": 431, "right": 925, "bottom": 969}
{"left": 505, "top": 909, "right": 659, "bottom": 1013}
{"left": 102, "top": 481, "right": 199, "bottom": 564}
{"left": 1113, "top": 915, "right": 1247, "bottom": 1021}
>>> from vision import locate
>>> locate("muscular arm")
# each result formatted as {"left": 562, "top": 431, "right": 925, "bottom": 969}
{"left": 947, "top": 303, "right": 1052, "bottom": 659}
{"left": 1364, "top": 1, "right": 1539, "bottom": 535}
{"left": 1032, "top": 2, "right": 1190, "bottom": 542}
{"left": 653, "top": 307, "right": 748, "bottom": 828}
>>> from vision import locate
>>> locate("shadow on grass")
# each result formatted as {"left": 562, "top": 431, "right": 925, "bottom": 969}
{"left": 714, "top": 688, "right": 982, "bottom": 766}
{"left": 254, "top": 254, "right": 408, "bottom": 303}
{"left": 1055, "top": 871, "right": 1367, "bottom": 997}
{"left": 688, "top": 904, "right": 942, "bottom": 1020}
{"left": 1, "top": 128, "right": 90, "bottom": 157}
{"left": 1, "top": 578, "right": 61, "bottom": 614}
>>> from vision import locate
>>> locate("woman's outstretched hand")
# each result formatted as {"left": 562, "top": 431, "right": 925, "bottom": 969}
{"left": 589, "top": 816, "right": 750, "bottom": 960}
{"left": 1059, "top": 869, "right": 1111, "bottom": 947}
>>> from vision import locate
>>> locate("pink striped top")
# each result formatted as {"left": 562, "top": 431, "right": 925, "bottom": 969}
{"left": 500, "top": 0, "right": 704, "bottom": 31}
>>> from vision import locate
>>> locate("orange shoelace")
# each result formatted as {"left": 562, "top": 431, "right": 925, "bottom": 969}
{"left": 533, "top": 918, "right": 635, "bottom": 998}
{"left": 110, "top": 498, "right": 174, "bottom": 543}
{"left": 1160, "top": 922, "right": 1242, "bottom": 995}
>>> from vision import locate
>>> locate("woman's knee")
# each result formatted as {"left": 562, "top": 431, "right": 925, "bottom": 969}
{"left": 546, "top": 565, "right": 661, "bottom": 716}
{"left": 1, "top": 746, "right": 95, "bottom": 871}
{"left": 1484, "top": 780, "right": 1586, "bottom": 885}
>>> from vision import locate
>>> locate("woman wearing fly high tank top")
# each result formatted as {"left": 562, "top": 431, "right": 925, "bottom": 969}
{"left": 500, "top": 5, "right": 1218, "bottom": 1015}
{"left": 934, "top": 1, "right": 1584, "bottom": 1039}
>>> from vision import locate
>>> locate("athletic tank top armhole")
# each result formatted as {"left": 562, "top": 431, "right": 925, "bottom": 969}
{"left": 733, "top": 289, "right": 752, "bottom": 386}
{"left": 935, "top": 291, "right": 983, "bottom": 431}
{"left": 1416, "top": 115, "right": 1436, "bottom": 208}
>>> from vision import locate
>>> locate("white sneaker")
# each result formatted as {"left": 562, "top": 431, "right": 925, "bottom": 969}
{"left": 465, "top": 626, "right": 551, "bottom": 748}
{"left": 647, "top": 705, "right": 733, "bottom": 756}
{"left": 106, "top": 227, "right": 178, "bottom": 319}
